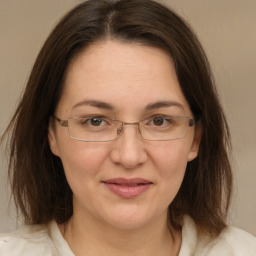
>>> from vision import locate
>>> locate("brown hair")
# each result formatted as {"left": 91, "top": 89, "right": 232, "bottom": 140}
{"left": 3, "top": 0, "right": 232, "bottom": 236}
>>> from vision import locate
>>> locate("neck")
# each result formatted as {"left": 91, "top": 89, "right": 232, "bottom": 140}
{"left": 59, "top": 210, "right": 181, "bottom": 256}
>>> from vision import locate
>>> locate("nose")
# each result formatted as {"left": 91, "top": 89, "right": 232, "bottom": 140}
{"left": 110, "top": 124, "right": 148, "bottom": 169}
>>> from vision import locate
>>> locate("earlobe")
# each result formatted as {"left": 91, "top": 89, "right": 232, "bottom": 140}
{"left": 48, "top": 120, "right": 60, "bottom": 157}
{"left": 187, "top": 123, "right": 202, "bottom": 162}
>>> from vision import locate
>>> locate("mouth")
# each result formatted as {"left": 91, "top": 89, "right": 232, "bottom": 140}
{"left": 102, "top": 178, "right": 153, "bottom": 199}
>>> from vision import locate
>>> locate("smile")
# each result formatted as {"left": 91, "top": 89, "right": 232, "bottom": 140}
{"left": 102, "top": 178, "right": 153, "bottom": 199}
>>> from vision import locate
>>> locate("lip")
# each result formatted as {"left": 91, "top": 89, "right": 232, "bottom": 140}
{"left": 102, "top": 178, "right": 153, "bottom": 199}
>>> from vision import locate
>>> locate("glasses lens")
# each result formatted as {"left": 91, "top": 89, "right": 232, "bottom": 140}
{"left": 139, "top": 116, "right": 190, "bottom": 141}
{"left": 68, "top": 117, "right": 121, "bottom": 142}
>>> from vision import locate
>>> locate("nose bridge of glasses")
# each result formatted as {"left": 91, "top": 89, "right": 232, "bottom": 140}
{"left": 117, "top": 121, "right": 140, "bottom": 136}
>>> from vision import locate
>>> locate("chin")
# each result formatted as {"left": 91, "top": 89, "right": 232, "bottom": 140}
{"left": 98, "top": 204, "right": 165, "bottom": 231}
{"left": 105, "top": 217, "right": 150, "bottom": 231}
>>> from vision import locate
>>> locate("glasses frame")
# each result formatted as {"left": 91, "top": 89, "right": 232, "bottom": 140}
{"left": 53, "top": 115, "right": 196, "bottom": 142}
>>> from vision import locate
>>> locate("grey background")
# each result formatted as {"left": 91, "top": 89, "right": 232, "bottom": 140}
{"left": 1, "top": 0, "right": 255, "bottom": 235}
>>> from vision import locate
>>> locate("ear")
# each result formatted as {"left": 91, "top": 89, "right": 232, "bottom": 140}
{"left": 187, "top": 122, "right": 202, "bottom": 162}
{"left": 48, "top": 118, "right": 60, "bottom": 157}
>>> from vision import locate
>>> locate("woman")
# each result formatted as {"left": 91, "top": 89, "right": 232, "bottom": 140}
{"left": 1, "top": 0, "right": 255, "bottom": 255}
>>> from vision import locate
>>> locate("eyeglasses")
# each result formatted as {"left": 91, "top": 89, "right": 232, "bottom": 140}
{"left": 53, "top": 115, "right": 196, "bottom": 142}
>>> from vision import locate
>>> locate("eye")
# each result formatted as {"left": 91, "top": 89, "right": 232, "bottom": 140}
{"left": 79, "top": 117, "right": 109, "bottom": 127}
{"left": 145, "top": 116, "right": 176, "bottom": 128}
{"left": 90, "top": 117, "right": 103, "bottom": 126}
{"left": 152, "top": 117, "right": 165, "bottom": 126}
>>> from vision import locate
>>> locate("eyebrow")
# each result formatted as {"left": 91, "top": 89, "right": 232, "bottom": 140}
{"left": 145, "top": 100, "right": 184, "bottom": 111}
{"left": 72, "top": 100, "right": 115, "bottom": 110}
{"left": 72, "top": 99, "right": 184, "bottom": 111}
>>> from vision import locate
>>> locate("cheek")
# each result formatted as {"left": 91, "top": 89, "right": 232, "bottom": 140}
{"left": 151, "top": 142, "right": 191, "bottom": 197}
{"left": 153, "top": 142, "right": 190, "bottom": 174}
{"left": 57, "top": 141, "right": 109, "bottom": 186}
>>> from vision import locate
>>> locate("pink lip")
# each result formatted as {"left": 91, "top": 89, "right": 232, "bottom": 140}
{"left": 102, "top": 178, "right": 153, "bottom": 199}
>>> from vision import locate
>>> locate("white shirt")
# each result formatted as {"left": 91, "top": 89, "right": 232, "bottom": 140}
{"left": 0, "top": 216, "right": 256, "bottom": 255}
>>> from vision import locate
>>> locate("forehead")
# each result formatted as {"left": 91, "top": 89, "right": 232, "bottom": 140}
{"left": 57, "top": 40, "right": 191, "bottom": 117}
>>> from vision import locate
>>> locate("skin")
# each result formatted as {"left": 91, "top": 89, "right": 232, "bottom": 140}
{"left": 48, "top": 40, "right": 201, "bottom": 256}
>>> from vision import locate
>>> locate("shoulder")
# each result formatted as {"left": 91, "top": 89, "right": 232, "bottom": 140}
{"left": 0, "top": 222, "right": 58, "bottom": 256}
{"left": 180, "top": 215, "right": 256, "bottom": 256}
{"left": 214, "top": 225, "right": 256, "bottom": 254}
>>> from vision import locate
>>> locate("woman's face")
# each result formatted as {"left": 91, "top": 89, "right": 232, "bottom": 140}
{"left": 49, "top": 40, "right": 200, "bottom": 230}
